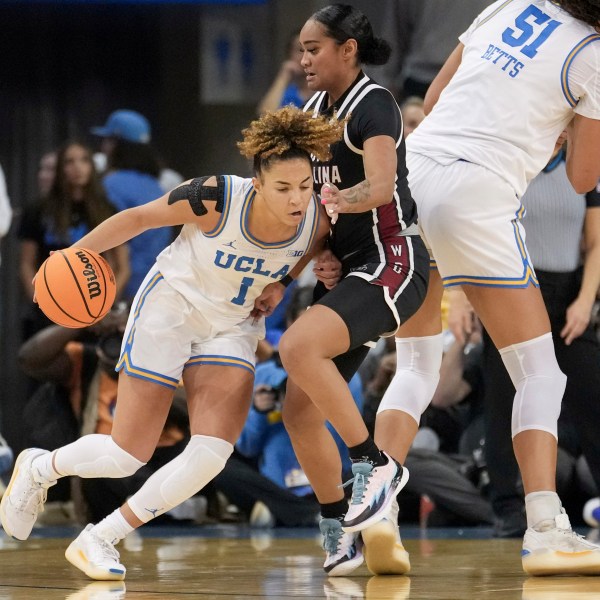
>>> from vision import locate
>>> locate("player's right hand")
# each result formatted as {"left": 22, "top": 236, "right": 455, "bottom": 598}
{"left": 314, "top": 249, "right": 342, "bottom": 289}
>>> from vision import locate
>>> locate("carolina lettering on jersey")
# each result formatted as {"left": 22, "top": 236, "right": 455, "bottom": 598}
{"left": 303, "top": 73, "right": 417, "bottom": 264}
{"left": 313, "top": 165, "right": 342, "bottom": 185}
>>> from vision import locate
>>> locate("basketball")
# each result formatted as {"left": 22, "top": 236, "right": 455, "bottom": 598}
{"left": 34, "top": 247, "right": 117, "bottom": 328}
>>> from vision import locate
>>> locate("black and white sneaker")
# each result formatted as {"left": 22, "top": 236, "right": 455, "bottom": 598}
{"left": 342, "top": 453, "right": 408, "bottom": 533}
{"left": 320, "top": 518, "right": 364, "bottom": 576}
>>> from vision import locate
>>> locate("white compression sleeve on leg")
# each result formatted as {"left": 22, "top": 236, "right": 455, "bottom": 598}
{"left": 499, "top": 332, "right": 566, "bottom": 439}
{"left": 127, "top": 434, "right": 233, "bottom": 524}
{"left": 53, "top": 434, "right": 146, "bottom": 478}
{"left": 377, "top": 334, "right": 444, "bottom": 424}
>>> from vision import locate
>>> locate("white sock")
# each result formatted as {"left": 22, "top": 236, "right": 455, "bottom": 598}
{"left": 32, "top": 451, "right": 60, "bottom": 484}
{"left": 525, "top": 491, "right": 562, "bottom": 530}
{"left": 92, "top": 509, "right": 134, "bottom": 545}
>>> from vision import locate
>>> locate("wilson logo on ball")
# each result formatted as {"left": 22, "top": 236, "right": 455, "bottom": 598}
{"left": 75, "top": 250, "right": 102, "bottom": 299}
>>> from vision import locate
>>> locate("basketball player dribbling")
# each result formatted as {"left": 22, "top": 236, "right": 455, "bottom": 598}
{"left": 361, "top": 0, "right": 600, "bottom": 576}
{"left": 0, "top": 107, "right": 345, "bottom": 580}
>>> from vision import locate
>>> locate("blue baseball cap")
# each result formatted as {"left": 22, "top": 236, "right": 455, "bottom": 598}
{"left": 91, "top": 110, "right": 151, "bottom": 144}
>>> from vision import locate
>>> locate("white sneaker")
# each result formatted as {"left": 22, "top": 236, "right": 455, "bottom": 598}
{"left": 342, "top": 454, "right": 408, "bottom": 533}
{"left": 0, "top": 448, "right": 55, "bottom": 540}
{"left": 362, "top": 498, "right": 410, "bottom": 575}
{"left": 250, "top": 501, "right": 276, "bottom": 528}
{"left": 320, "top": 518, "right": 364, "bottom": 576}
{"left": 522, "top": 510, "right": 600, "bottom": 575}
{"left": 65, "top": 525, "right": 126, "bottom": 581}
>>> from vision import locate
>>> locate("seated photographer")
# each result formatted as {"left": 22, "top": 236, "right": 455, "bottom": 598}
{"left": 17, "top": 304, "right": 192, "bottom": 524}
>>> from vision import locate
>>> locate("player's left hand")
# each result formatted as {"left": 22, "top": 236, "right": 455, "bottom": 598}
{"left": 561, "top": 296, "right": 593, "bottom": 345}
{"left": 447, "top": 288, "right": 477, "bottom": 345}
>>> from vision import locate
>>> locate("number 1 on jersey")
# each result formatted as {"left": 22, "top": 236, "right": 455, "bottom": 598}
{"left": 231, "top": 276, "right": 253, "bottom": 306}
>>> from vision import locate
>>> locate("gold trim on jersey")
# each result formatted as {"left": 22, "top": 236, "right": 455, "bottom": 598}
{"left": 561, "top": 34, "right": 600, "bottom": 107}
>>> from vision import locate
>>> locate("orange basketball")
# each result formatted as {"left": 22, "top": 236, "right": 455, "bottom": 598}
{"left": 34, "top": 247, "right": 117, "bottom": 328}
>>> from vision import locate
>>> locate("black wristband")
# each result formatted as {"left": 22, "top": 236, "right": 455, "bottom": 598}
{"left": 280, "top": 274, "right": 294, "bottom": 287}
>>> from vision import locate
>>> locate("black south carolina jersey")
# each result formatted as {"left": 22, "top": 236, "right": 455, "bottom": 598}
{"left": 304, "top": 72, "right": 418, "bottom": 267}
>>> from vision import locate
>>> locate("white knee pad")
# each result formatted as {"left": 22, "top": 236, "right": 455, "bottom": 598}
{"left": 128, "top": 435, "right": 233, "bottom": 523}
{"left": 499, "top": 333, "right": 566, "bottom": 440}
{"left": 54, "top": 435, "right": 146, "bottom": 478}
{"left": 377, "top": 334, "right": 443, "bottom": 424}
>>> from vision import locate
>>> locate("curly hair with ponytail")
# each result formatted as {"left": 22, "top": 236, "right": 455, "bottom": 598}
{"left": 237, "top": 106, "right": 346, "bottom": 176}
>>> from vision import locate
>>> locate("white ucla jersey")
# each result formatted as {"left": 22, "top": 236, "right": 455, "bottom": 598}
{"left": 407, "top": 0, "right": 600, "bottom": 197}
{"left": 155, "top": 175, "right": 320, "bottom": 331}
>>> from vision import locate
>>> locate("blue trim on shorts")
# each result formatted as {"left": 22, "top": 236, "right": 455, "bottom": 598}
{"left": 117, "top": 352, "right": 180, "bottom": 389}
{"left": 185, "top": 354, "right": 255, "bottom": 375}
{"left": 116, "top": 270, "right": 180, "bottom": 389}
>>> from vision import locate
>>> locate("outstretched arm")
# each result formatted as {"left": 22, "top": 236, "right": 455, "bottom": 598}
{"left": 73, "top": 178, "right": 221, "bottom": 255}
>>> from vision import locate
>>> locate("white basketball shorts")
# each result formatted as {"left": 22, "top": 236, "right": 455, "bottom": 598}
{"left": 407, "top": 152, "right": 538, "bottom": 288}
{"left": 116, "top": 266, "right": 259, "bottom": 389}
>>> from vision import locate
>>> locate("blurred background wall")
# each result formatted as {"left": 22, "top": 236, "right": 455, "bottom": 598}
{"left": 0, "top": 0, "right": 386, "bottom": 451}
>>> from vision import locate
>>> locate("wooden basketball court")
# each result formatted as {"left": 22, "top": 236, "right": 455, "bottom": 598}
{"left": 1, "top": 525, "right": 599, "bottom": 599}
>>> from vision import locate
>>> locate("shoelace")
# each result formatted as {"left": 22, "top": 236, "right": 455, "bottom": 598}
{"left": 553, "top": 512, "right": 590, "bottom": 545}
{"left": 343, "top": 470, "right": 372, "bottom": 506}
{"left": 90, "top": 533, "right": 121, "bottom": 563}
{"left": 15, "top": 478, "right": 47, "bottom": 515}
{"left": 323, "top": 526, "right": 342, "bottom": 554}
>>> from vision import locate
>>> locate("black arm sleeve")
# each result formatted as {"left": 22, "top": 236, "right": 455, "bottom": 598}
{"left": 168, "top": 175, "right": 226, "bottom": 216}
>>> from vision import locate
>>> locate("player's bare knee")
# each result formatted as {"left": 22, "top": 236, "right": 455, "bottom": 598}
{"left": 278, "top": 332, "right": 315, "bottom": 377}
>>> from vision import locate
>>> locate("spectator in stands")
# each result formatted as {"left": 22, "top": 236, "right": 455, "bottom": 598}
{"left": 18, "top": 141, "right": 129, "bottom": 339}
{"left": 90, "top": 110, "right": 173, "bottom": 301}
{"left": 37, "top": 151, "right": 57, "bottom": 198}
{"left": 400, "top": 96, "right": 425, "bottom": 139}
{"left": 257, "top": 31, "right": 312, "bottom": 116}
{"left": 91, "top": 109, "right": 183, "bottom": 194}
